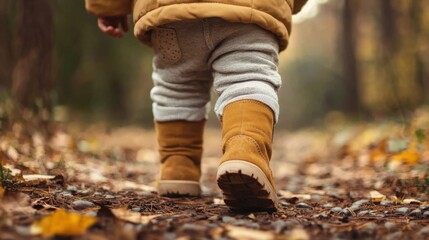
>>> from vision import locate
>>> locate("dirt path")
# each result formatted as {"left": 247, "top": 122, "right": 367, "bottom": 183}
{"left": 1, "top": 118, "right": 429, "bottom": 239}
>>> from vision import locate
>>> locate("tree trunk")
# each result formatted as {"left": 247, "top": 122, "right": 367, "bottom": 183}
{"left": 341, "top": 0, "right": 360, "bottom": 114}
{"left": 12, "top": 0, "right": 54, "bottom": 110}
{"left": 410, "top": 0, "right": 429, "bottom": 104}
{"left": 0, "top": 1, "right": 13, "bottom": 90}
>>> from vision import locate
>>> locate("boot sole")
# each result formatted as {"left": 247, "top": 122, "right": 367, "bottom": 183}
{"left": 158, "top": 180, "right": 201, "bottom": 197}
{"left": 217, "top": 160, "right": 279, "bottom": 211}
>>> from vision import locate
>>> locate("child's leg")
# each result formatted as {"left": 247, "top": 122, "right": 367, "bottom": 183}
{"left": 150, "top": 21, "right": 213, "bottom": 196}
{"left": 210, "top": 21, "right": 281, "bottom": 210}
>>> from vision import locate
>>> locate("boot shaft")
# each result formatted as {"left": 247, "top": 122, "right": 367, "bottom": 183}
{"left": 221, "top": 100, "right": 274, "bottom": 161}
{"left": 155, "top": 120, "right": 206, "bottom": 165}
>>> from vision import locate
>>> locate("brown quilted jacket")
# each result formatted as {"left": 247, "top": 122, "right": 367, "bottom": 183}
{"left": 85, "top": 0, "right": 308, "bottom": 50}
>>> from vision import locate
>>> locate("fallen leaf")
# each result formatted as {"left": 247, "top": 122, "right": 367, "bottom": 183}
{"left": 213, "top": 198, "right": 225, "bottom": 205}
{"left": 31, "top": 209, "right": 96, "bottom": 237}
{"left": 403, "top": 198, "right": 426, "bottom": 205}
{"left": 226, "top": 225, "right": 274, "bottom": 240}
{"left": 369, "top": 190, "right": 386, "bottom": 203}
{"left": 0, "top": 185, "right": 4, "bottom": 198}
{"left": 111, "top": 208, "right": 159, "bottom": 224}
{"left": 22, "top": 174, "right": 56, "bottom": 181}
{"left": 389, "top": 141, "right": 420, "bottom": 165}
{"left": 390, "top": 196, "right": 402, "bottom": 204}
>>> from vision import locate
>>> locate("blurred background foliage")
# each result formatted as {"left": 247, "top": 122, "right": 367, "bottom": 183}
{"left": 0, "top": 0, "right": 428, "bottom": 129}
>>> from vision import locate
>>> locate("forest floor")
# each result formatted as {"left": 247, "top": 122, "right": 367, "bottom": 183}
{"left": 1, "top": 109, "right": 429, "bottom": 240}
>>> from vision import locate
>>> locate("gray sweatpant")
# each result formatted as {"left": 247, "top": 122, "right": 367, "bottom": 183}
{"left": 150, "top": 18, "right": 281, "bottom": 123}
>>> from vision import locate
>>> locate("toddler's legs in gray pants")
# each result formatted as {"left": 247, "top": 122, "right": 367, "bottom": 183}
{"left": 150, "top": 18, "right": 281, "bottom": 122}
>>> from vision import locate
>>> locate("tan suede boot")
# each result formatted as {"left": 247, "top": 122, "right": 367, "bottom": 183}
{"left": 155, "top": 120, "right": 205, "bottom": 197}
{"left": 217, "top": 100, "right": 279, "bottom": 211}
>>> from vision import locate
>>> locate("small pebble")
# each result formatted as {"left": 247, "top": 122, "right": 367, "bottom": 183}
{"left": 280, "top": 200, "right": 291, "bottom": 207}
{"left": 296, "top": 202, "right": 312, "bottom": 209}
{"left": 384, "top": 222, "right": 397, "bottom": 232}
{"left": 380, "top": 200, "right": 393, "bottom": 206}
{"left": 313, "top": 213, "right": 329, "bottom": 219}
{"left": 423, "top": 211, "right": 429, "bottom": 218}
{"left": 352, "top": 199, "right": 369, "bottom": 207}
{"left": 222, "top": 216, "right": 236, "bottom": 223}
{"left": 349, "top": 205, "right": 360, "bottom": 212}
{"left": 61, "top": 192, "right": 73, "bottom": 198}
{"left": 105, "top": 195, "right": 116, "bottom": 199}
{"left": 72, "top": 200, "right": 95, "bottom": 210}
{"left": 310, "top": 194, "right": 321, "bottom": 201}
{"left": 234, "top": 220, "right": 248, "bottom": 226}
{"left": 245, "top": 222, "right": 260, "bottom": 229}
{"left": 396, "top": 207, "right": 409, "bottom": 215}
{"left": 131, "top": 207, "right": 141, "bottom": 212}
{"left": 78, "top": 189, "right": 91, "bottom": 195}
{"left": 66, "top": 185, "right": 78, "bottom": 193}
{"left": 357, "top": 210, "right": 369, "bottom": 216}
{"left": 94, "top": 192, "right": 103, "bottom": 197}
{"left": 330, "top": 207, "right": 343, "bottom": 214}
{"left": 409, "top": 209, "right": 421, "bottom": 217}
{"left": 340, "top": 209, "right": 351, "bottom": 216}
{"left": 323, "top": 203, "right": 334, "bottom": 209}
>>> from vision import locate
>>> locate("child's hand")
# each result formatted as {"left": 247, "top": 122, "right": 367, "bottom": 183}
{"left": 97, "top": 16, "right": 129, "bottom": 38}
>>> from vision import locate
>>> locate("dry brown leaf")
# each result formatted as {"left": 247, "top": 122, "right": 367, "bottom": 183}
{"left": 31, "top": 209, "right": 96, "bottom": 237}
{"left": 369, "top": 190, "right": 386, "bottom": 203}
{"left": 111, "top": 208, "right": 159, "bottom": 224}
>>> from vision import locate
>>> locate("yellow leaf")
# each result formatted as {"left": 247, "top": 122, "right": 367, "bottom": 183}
{"left": 369, "top": 190, "right": 386, "bottom": 203}
{"left": 0, "top": 185, "right": 4, "bottom": 198}
{"left": 390, "top": 141, "right": 420, "bottom": 165}
{"left": 403, "top": 198, "right": 426, "bottom": 205}
{"left": 390, "top": 196, "right": 402, "bottom": 204}
{"left": 32, "top": 209, "right": 96, "bottom": 237}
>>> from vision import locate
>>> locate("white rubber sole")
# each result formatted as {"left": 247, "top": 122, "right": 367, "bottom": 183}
{"left": 157, "top": 180, "right": 201, "bottom": 197}
{"left": 217, "top": 160, "right": 279, "bottom": 211}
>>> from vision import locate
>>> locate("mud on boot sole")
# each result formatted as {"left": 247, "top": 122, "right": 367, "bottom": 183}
{"left": 217, "top": 160, "right": 279, "bottom": 211}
